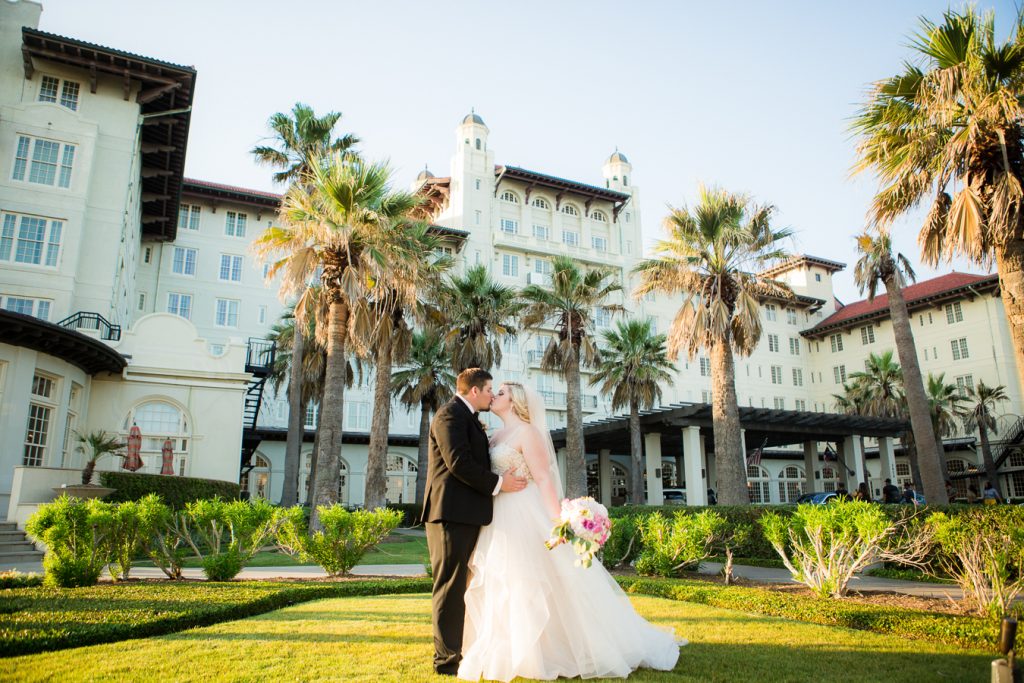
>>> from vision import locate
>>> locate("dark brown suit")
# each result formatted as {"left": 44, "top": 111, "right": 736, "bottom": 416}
{"left": 420, "top": 397, "right": 499, "bottom": 675}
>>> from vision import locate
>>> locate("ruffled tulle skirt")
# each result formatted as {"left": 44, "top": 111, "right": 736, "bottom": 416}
{"left": 457, "top": 484, "right": 683, "bottom": 681}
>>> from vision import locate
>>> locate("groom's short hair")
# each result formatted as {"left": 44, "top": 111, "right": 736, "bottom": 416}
{"left": 457, "top": 368, "right": 492, "bottom": 395}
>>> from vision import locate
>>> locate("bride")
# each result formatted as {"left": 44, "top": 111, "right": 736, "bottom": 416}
{"left": 458, "top": 382, "right": 683, "bottom": 681}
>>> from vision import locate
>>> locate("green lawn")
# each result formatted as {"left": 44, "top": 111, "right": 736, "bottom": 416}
{"left": 1, "top": 593, "right": 992, "bottom": 682}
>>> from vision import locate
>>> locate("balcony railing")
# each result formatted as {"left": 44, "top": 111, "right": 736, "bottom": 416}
{"left": 245, "top": 338, "right": 276, "bottom": 375}
{"left": 57, "top": 312, "right": 121, "bottom": 340}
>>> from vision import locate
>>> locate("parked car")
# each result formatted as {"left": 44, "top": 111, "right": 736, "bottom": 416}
{"left": 662, "top": 488, "right": 686, "bottom": 505}
{"left": 795, "top": 492, "right": 838, "bottom": 505}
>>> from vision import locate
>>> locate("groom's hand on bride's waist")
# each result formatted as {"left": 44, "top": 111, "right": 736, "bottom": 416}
{"left": 500, "top": 475, "right": 528, "bottom": 493}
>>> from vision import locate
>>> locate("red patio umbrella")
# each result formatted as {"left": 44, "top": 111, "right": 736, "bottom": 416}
{"left": 160, "top": 438, "right": 175, "bottom": 475}
{"left": 123, "top": 424, "right": 143, "bottom": 472}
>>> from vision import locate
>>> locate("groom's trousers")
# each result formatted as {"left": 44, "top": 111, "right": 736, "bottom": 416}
{"left": 426, "top": 520, "right": 480, "bottom": 675}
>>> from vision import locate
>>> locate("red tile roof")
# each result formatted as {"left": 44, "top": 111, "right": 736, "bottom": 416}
{"left": 183, "top": 178, "right": 282, "bottom": 202}
{"left": 804, "top": 272, "right": 999, "bottom": 337}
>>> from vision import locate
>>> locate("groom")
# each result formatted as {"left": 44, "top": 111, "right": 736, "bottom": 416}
{"left": 421, "top": 367, "right": 527, "bottom": 676}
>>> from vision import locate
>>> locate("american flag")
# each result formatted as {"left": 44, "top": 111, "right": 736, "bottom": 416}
{"left": 823, "top": 444, "right": 837, "bottom": 462}
{"left": 746, "top": 438, "right": 768, "bottom": 467}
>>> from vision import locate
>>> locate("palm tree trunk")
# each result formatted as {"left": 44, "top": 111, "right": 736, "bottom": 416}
{"left": 310, "top": 299, "right": 349, "bottom": 530}
{"left": 565, "top": 348, "right": 586, "bottom": 498}
{"left": 280, "top": 329, "right": 305, "bottom": 507}
{"left": 415, "top": 399, "right": 431, "bottom": 507}
{"left": 629, "top": 401, "right": 643, "bottom": 505}
{"left": 710, "top": 341, "right": 746, "bottom": 505}
{"left": 365, "top": 334, "right": 394, "bottom": 510}
{"left": 978, "top": 423, "right": 1002, "bottom": 497}
{"left": 306, "top": 407, "right": 323, "bottom": 505}
{"left": 884, "top": 276, "right": 948, "bottom": 505}
{"left": 995, "top": 242, "right": 1024, "bottom": 402}
{"left": 903, "top": 430, "right": 923, "bottom": 495}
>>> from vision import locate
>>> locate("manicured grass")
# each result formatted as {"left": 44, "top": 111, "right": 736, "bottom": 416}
{"left": 1, "top": 593, "right": 993, "bottom": 682}
{"left": 865, "top": 566, "right": 956, "bottom": 584}
{"left": 0, "top": 579, "right": 431, "bottom": 657}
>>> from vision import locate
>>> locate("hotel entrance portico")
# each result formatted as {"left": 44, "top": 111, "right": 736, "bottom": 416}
{"left": 551, "top": 403, "right": 909, "bottom": 507}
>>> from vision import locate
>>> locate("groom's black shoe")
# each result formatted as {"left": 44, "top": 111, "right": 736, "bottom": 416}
{"left": 434, "top": 667, "right": 458, "bottom": 677}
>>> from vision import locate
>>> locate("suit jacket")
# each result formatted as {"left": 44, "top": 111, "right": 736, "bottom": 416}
{"left": 420, "top": 397, "right": 500, "bottom": 526}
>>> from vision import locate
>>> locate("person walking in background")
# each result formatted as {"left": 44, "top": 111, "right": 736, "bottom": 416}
{"left": 982, "top": 481, "right": 1003, "bottom": 505}
{"left": 901, "top": 482, "right": 917, "bottom": 504}
{"left": 882, "top": 478, "right": 900, "bottom": 504}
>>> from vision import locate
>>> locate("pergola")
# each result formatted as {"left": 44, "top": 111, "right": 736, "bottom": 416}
{"left": 550, "top": 403, "right": 909, "bottom": 506}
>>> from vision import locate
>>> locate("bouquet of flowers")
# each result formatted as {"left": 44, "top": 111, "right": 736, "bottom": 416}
{"left": 545, "top": 496, "right": 611, "bottom": 568}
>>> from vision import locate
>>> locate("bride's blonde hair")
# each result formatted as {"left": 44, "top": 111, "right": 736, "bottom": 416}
{"left": 502, "top": 382, "right": 531, "bottom": 423}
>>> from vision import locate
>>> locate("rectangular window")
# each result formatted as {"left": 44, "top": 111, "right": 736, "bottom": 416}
{"left": 861, "top": 325, "right": 876, "bottom": 345}
{"left": 225, "top": 211, "right": 247, "bottom": 237}
{"left": 533, "top": 224, "right": 549, "bottom": 240}
{"left": 304, "top": 403, "right": 318, "bottom": 429}
{"left": 143, "top": 246, "right": 152, "bottom": 264}
{"left": 793, "top": 368, "right": 803, "bottom": 386}
{"left": 219, "top": 254, "right": 243, "bottom": 282}
{"left": 770, "top": 365, "right": 783, "bottom": 384}
{"left": 765, "top": 304, "right": 777, "bottom": 322}
{"left": 39, "top": 76, "right": 80, "bottom": 111}
{"left": 60, "top": 80, "right": 80, "bottom": 110}
{"left": 774, "top": 397, "right": 785, "bottom": 409}
{"left": 699, "top": 357, "right": 711, "bottom": 377}
{"left": 31, "top": 374, "right": 54, "bottom": 399}
{"left": 951, "top": 337, "right": 969, "bottom": 360}
{"left": 23, "top": 403, "right": 51, "bottom": 467}
{"left": 258, "top": 305, "right": 267, "bottom": 325}
{"left": 475, "top": 210, "right": 482, "bottom": 225}
{"left": 501, "top": 253, "right": 518, "bottom": 277}
{"left": 500, "top": 218, "right": 518, "bottom": 234}
{"left": 833, "top": 364, "right": 847, "bottom": 384}
{"left": 12, "top": 135, "right": 76, "bottom": 188}
{"left": 786, "top": 309, "right": 797, "bottom": 325}
{"left": 39, "top": 75, "right": 59, "bottom": 103}
{"left": 768, "top": 334, "right": 779, "bottom": 352}
{"left": 592, "top": 236, "right": 608, "bottom": 252}
{"left": 945, "top": 301, "right": 964, "bottom": 324}
{"left": 215, "top": 299, "right": 240, "bottom": 327}
{"left": 178, "top": 204, "right": 201, "bottom": 231}
{"left": 138, "top": 292, "right": 146, "bottom": 311}
{"left": 955, "top": 374, "right": 974, "bottom": 397}
{"left": 795, "top": 399, "right": 807, "bottom": 411}
{"left": 595, "top": 308, "right": 612, "bottom": 329}
{"left": 789, "top": 337, "right": 800, "bottom": 355}
{"left": 701, "top": 390, "right": 712, "bottom": 403}
{"left": 830, "top": 333, "right": 844, "bottom": 352}
{"left": 167, "top": 292, "right": 192, "bottom": 319}
{"left": 1, "top": 213, "right": 63, "bottom": 267}
{"left": 1, "top": 295, "right": 51, "bottom": 320}
{"left": 562, "top": 230, "right": 578, "bottom": 247}
{"left": 172, "top": 247, "right": 197, "bottom": 276}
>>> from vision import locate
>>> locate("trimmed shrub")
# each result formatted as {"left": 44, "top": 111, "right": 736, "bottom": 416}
{"left": 636, "top": 510, "right": 728, "bottom": 577}
{"left": 387, "top": 503, "right": 422, "bottom": 528}
{"left": 277, "top": 505, "right": 403, "bottom": 576}
{"left": 99, "top": 471, "right": 240, "bottom": 510}
{"left": 103, "top": 495, "right": 168, "bottom": 581}
{"left": 181, "top": 498, "right": 280, "bottom": 581}
{"left": 25, "top": 496, "right": 114, "bottom": 588}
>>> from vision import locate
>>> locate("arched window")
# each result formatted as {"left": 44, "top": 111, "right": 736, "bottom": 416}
{"left": 562, "top": 204, "right": 579, "bottom": 217}
{"left": 531, "top": 197, "right": 550, "bottom": 209}
{"left": 895, "top": 461, "right": 913, "bottom": 488}
{"left": 591, "top": 210, "right": 607, "bottom": 222}
{"left": 747, "top": 465, "right": 771, "bottom": 503}
{"left": 120, "top": 400, "right": 191, "bottom": 476}
{"left": 500, "top": 190, "right": 519, "bottom": 204}
{"left": 946, "top": 458, "right": 970, "bottom": 499}
{"left": 386, "top": 453, "right": 417, "bottom": 504}
{"left": 778, "top": 465, "right": 804, "bottom": 503}
{"left": 241, "top": 454, "right": 270, "bottom": 500}
{"left": 819, "top": 465, "right": 839, "bottom": 492}
{"left": 475, "top": 138, "right": 481, "bottom": 150}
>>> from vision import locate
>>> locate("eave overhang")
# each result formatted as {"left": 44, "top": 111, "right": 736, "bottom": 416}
{"left": 497, "top": 166, "right": 631, "bottom": 221}
{"left": 0, "top": 309, "right": 126, "bottom": 375}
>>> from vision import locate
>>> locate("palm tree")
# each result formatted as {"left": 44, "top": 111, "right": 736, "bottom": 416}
{"left": 634, "top": 185, "right": 792, "bottom": 506}
{"left": 438, "top": 264, "right": 523, "bottom": 372}
{"left": 589, "top": 319, "right": 675, "bottom": 505}
{"left": 254, "top": 155, "right": 420, "bottom": 529}
{"left": 926, "top": 373, "right": 969, "bottom": 484}
{"left": 963, "top": 381, "right": 1011, "bottom": 497}
{"left": 852, "top": 8, "right": 1024, "bottom": 397}
{"left": 76, "top": 430, "right": 125, "bottom": 485}
{"left": 362, "top": 224, "right": 448, "bottom": 511}
{"left": 841, "top": 351, "right": 908, "bottom": 484}
{"left": 392, "top": 329, "right": 456, "bottom": 506}
{"left": 853, "top": 230, "right": 948, "bottom": 504}
{"left": 521, "top": 256, "right": 623, "bottom": 498}
{"left": 251, "top": 103, "right": 358, "bottom": 507}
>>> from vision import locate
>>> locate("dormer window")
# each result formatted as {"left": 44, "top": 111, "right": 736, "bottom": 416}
{"left": 531, "top": 197, "right": 550, "bottom": 209}
{"left": 500, "top": 191, "right": 519, "bottom": 204}
{"left": 39, "top": 75, "right": 80, "bottom": 111}
{"left": 562, "top": 204, "right": 579, "bottom": 217}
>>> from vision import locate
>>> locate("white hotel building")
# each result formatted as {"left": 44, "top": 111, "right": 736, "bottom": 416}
{"left": 1, "top": 1, "right": 1022, "bottom": 527}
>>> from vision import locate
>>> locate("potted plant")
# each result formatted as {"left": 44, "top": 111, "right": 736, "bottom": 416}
{"left": 53, "top": 430, "right": 123, "bottom": 499}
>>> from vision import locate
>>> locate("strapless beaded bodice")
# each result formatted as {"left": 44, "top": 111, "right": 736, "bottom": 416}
{"left": 489, "top": 441, "right": 532, "bottom": 480}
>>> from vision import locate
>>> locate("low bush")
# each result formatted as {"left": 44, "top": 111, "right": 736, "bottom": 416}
{"left": 618, "top": 576, "right": 1007, "bottom": 652}
{"left": 386, "top": 503, "right": 422, "bottom": 528}
{"left": 277, "top": 505, "right": 403, "bottom": 576}
{"left": 635, "top": 510, "right": 727, "bottom": 577}
{"left": 0, "top": 571, "right": 43, "bottom": 589}
{"left": 100, "top": 471, "right": 240, "bottom": 510}
{"left": 0, "top": 578, "right": 432, "bottom": 657}
{"left": 25, "top": 496, "right": 113, "bottom": 588}
{"left": 102, "top": 495, "right": 167, "bottom": 581}
{"left": 181, "top": 498, "right": 280, "bottom": 581}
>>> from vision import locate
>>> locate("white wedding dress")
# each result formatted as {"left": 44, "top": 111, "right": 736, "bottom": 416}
{"left": 457, "top": 439, "right": 683, "bottom": 681}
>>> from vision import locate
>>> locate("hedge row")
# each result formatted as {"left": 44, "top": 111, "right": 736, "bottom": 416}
{"left": 0, "top": 577, "right": 432, "bottom": 657}
{"left": 99, "top": 471, "right": 241, "bottom": 509}
{"left": 617, "top": 576, "right": 1011, "bottom": 653}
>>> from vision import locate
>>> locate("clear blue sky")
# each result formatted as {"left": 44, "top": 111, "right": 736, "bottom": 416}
{"left": 37, "top": 0, "right": 1018, "bottom": 301}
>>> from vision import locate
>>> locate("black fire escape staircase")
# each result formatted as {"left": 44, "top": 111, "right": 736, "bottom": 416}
{"left": 241, "top": 338, "right": 276, "bottom": 478}
{"left": 991, "top": 416, "right": 1024, "bottom": 474}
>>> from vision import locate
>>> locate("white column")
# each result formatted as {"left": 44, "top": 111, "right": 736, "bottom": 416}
{"left": 702, "top": 435, "right": 716, "bottom": 495}
{"left": 557, "top": 448, "right": 568, "bottom": 494}
{"left": 878, "top": 437, "right": 896, "bottom": 485}
{"left": 682, "top": 426, "right": 706, "bottom": 506}
{"left": 843, "top": 436, "right": 865, "bottom": 489}
{"left": 644, "top": 432, "right": 663, "bottom": 506}
{"left": 598, "top": 449, "right": 612, "bottom": 507}
{"left": 803, "top": 441, "right": 817, "bottom": 493}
